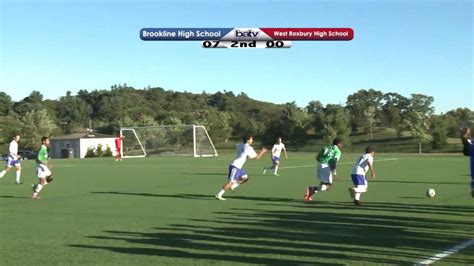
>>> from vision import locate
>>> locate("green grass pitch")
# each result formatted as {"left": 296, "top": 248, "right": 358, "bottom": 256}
{"left": 1, "top": 153, "right": 473, "bottom": 265}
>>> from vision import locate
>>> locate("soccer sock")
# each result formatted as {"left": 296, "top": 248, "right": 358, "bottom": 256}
{"left": 231, "top": 183, "right": 239, "bottom": 190}
{"left": 217, "top": 189, "right": 225, "bottom": 197}
{"left": 16, "top": 170, "right": 21, "bottom": 182}
{"left": 34, "top": 184, "right": 44, "bottom": 194}
{"left": 320, "top": 184, "right": 328, "bottom": 191}
{"left": 354, "top": 187, "right": 367, "bottom": 193}
{"left": 0, "top": 170, "right": 6, "bottom": 178}
{"left": 274, "top": 166, "right": 279, "bottom": 174}
{"left": 312, "top": 186, "right": 319, "bottom": 193}
{"left": 355, "top": 193, "right": 361, "bottom": 201}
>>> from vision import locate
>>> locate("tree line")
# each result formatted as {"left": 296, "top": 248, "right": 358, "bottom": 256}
{"left": 0, "top": 86, "right": 472, "bottom": 151}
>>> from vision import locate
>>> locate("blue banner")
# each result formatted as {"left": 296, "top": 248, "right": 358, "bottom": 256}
{"left": 140, "top": 28, "right": 234, "bottom": 41}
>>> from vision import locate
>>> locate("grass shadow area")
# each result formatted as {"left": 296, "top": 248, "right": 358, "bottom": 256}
{"left": 70, "top": 201, "right": 474, "bottom": 265}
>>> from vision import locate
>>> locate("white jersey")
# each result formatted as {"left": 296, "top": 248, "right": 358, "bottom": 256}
{"left": 272, "top": 143, "right": 286, "bottom": 157}
{"left": 9, "top": 140, "right": 19, "bottom": 160}
{"left": 231, "top": 143, "right": 257, "bottom": 169}
{"left": 351, "top": 153, "right": 374, "bottom": 176}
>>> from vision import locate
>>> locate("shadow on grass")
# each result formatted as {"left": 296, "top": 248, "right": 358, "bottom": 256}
{"left": 0, "top": 195, "right": 30, "bottom": 198}
{"left": 182, "top": 172, "right": 225, "bottom": 176}
{"left": 373, "top": 180, "right": 467, "bottom": 185}
{"left": 71, "top": 200, "right": 474, "bottom": 265}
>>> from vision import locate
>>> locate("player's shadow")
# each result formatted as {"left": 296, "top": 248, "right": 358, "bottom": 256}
{"left": 91, "top": 191, "right": 305, "bottom": 203}
{"left": 70, "top": 204, "right": 474, "bottom": 264}
{"left": 181, "top": 172, "right": 224, "bottom": 176}
{"left": 257, "top": 200, "right": 474, "bottom": 216}
{"left": 0, "top": 195, "right": 30, "bottom": 198}
{"left": 373, "top": 180, "right": 467, "bottom": 185}
{"left": 91, "top": 191, "right": 216, "bottom": 200}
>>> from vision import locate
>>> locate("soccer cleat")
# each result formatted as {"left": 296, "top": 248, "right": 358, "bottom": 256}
{"left": 262, "top": 167, "right": 267, "bottom": 175}
{"left": 348, "top": 188, "right": 355, "bottom": 199}
{"left": 273, "top": 173, "right": 280, "bottom": 176}
{"left": 304, "top": 186, "right": 314, "bottom": 201}
{"left": 15, "top": 181, "right": 23, "bottom": 185}
{"left": 215, "top": 194, "right": 226, "bottom": 201}
{"left": 353, "top": 200, "right": 362, "bottom": 206}
{"left": 32, "top": 194, "right": 41, "bottom": 200}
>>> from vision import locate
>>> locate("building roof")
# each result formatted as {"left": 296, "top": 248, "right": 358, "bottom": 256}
{"left": 51, "top": 133, "right": 115, "bottom": 140}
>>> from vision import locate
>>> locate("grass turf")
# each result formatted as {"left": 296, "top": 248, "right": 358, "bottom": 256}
{"left": 0, "top": 153, "right": 473, "bottom": 265}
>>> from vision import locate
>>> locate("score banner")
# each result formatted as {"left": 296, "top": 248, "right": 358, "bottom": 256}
{"left": 140, "top": 28, "right": 354, "bottom": 48}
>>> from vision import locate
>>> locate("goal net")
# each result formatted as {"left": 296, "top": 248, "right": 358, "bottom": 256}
{"left": 120, "top": 125, "right": 218, "bottom": 158}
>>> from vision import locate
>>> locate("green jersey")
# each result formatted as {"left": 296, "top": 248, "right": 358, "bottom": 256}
{"left": 317, "top": 145, "right": 341, "bottom": 164}
{"left": 37, "top": 145, "right": 48, "bottom": 164}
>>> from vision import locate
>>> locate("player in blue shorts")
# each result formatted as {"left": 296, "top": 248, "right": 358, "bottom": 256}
{"left": 215, "top": 135, "right": 267, "bottom": 200}
{"left": 461, "top": 128, "right": 474, "bottom": 197}
{"left": 263, "top": 137, "right": 288, "bottom": 176}
{"left": 0, "top": 134, "right": 23, "bottom": 184}
{"left": 348, "top": 146, "right": 376, "bottom": 206}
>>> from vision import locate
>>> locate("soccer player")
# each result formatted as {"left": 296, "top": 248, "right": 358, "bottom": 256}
{"left": 215, "top": 135, "right": 267, "bottom": 200}
{"left": 304, "top": 138, "right": 343, "bottom": 201}
{"left": 32, "top": 136, "right": 53, "bottom": 199}
{"left": 262, "top": 137, "right": 288, "bottom": 176}
{"left": 461, "top": 127, "right": 474, "bottom": 197}
{"left": 115, "top": 134, "right": 124, "bottom": 161}
{"left": 0, "top": 134, "right": 23, "bottom": 184}
{"left": 348, "top": 146, "right": 376, "bottom": 206}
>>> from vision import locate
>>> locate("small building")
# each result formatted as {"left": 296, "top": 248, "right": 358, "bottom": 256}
{"left": 50, "top": 133, "right": 116, "bottom": 159}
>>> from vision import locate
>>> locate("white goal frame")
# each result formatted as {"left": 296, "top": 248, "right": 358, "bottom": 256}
{"left": 120, "top": 124, "right": 218, "bottom": 158}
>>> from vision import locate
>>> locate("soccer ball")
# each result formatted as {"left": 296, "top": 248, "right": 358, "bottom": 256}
{"left": 426, "top": 188, "right": 436, "bottom": 198}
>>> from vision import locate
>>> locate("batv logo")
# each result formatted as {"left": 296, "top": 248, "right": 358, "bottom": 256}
{"left": 235, "top": 29, "right": 259, "bottom": 38}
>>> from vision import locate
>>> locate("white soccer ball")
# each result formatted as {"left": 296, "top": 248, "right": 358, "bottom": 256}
{"left": 426, "top": 188, "right": 436, "bottom": 198}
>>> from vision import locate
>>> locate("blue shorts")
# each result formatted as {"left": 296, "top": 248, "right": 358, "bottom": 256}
{"left": 351, "top": 174, "right": 367, "bottom": 186}
{"left": 272, "top": 156, "right": 280, "bottom": 164}
{"left": 228, "top": 165, "right": 247, "bottom": 182}
{"left": 5, "top": 156, "right": 20, "bottom": 167}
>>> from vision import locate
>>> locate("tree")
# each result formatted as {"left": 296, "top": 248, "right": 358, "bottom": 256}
{"left": 0, "top": 92, "right": 13, "bottom": 115}
{"left": 380, "top": 92, "right": 409, "bottom": 129}
{"left": 278, "top": 102, "right": 310, "bottom": 148}
{"left": 20, "top": 109, "right": 58, "bottom": 149}
{"left": 346, "top": 89, "right": 383, "bottom": 133}
{"left": 404, "top": 94, "right": 434, "bottom": 153}
{"left": 321, "top": 104, "right": 350, "bottom": 145}
{"left": 430, "top": 116, "right": 448, "bottom": 150}
{"left": 13, "top": 91, "right": 44, "bottom": 116}
{"left": 363, "top": 106, "right": 378, "bottom": 140}
{"left": 57, "top": 94, "right": 93, "bottom": 133}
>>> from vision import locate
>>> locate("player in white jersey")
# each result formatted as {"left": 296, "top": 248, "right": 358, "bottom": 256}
{"left": 348, "top": 146, "right": 376, "bottom": 206}
{"left": 263, "top": 137, "right": 288, "bottom": 176}
{"left": 215, "top": 135, "right": 267, "bottom": 200}
{"left": 0, "top": 134, "right": 23, "bottom": 184}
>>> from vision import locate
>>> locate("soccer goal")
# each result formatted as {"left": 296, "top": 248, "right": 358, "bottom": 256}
{"left": 120, "top": 125, "right": 218, "bottom": 158}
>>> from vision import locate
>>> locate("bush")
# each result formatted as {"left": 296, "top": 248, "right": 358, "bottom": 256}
{"left": 103, "top": 145, "right": 113, "bottom": 157}
{"left": 85, "top": 147, "right": 96, "bottom": 158}
{"left": 96, "top": 144, "right": 104, "bottom": 157}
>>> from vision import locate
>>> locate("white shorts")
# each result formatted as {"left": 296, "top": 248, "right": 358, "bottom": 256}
{"left": 36, "top": 164, "right": 51, "bottom": 179}
{"left": 316, "top": 163, "right": 332, "bottom": 184}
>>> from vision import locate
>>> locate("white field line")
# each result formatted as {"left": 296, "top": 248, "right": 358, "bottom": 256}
{"left": 415, "top": 239, "right": 474, "bottom": 265}
{"left": 279, "top": 158, "right": 399, "bottom": 170}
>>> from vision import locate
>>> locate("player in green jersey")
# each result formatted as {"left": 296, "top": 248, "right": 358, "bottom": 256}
{"left": 32, "top": 136, "right": 53, "bottom": 199}
{"left": 304, "top": 138, "right": 343, "bottom": 201}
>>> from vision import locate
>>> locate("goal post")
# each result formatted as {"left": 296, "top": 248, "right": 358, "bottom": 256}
{"left": 120, "top": 128, "right": 147, "bottom": 158}
{"left": 120, "top": 125, "right": 218, "bottom": 158}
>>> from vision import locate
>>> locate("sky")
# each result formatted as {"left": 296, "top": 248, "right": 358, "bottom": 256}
{"left": 1, "top": 0, "right": 472, "bottom": 113}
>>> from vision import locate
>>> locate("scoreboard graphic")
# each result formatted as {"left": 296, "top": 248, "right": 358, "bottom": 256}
{"left": 140, "top": 28, "right": 354, "bottom": 49}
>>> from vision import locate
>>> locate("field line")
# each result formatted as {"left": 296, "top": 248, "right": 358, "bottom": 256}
{"left": 415, "top": 239, "right": 474, "bottom": 265}
{"left": 279, "top": 158, "right": 399, "bottom": 170}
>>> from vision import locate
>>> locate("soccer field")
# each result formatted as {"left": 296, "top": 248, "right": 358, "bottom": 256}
{"left": 1, "top": 153, "right": 473, "bottom": 265}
